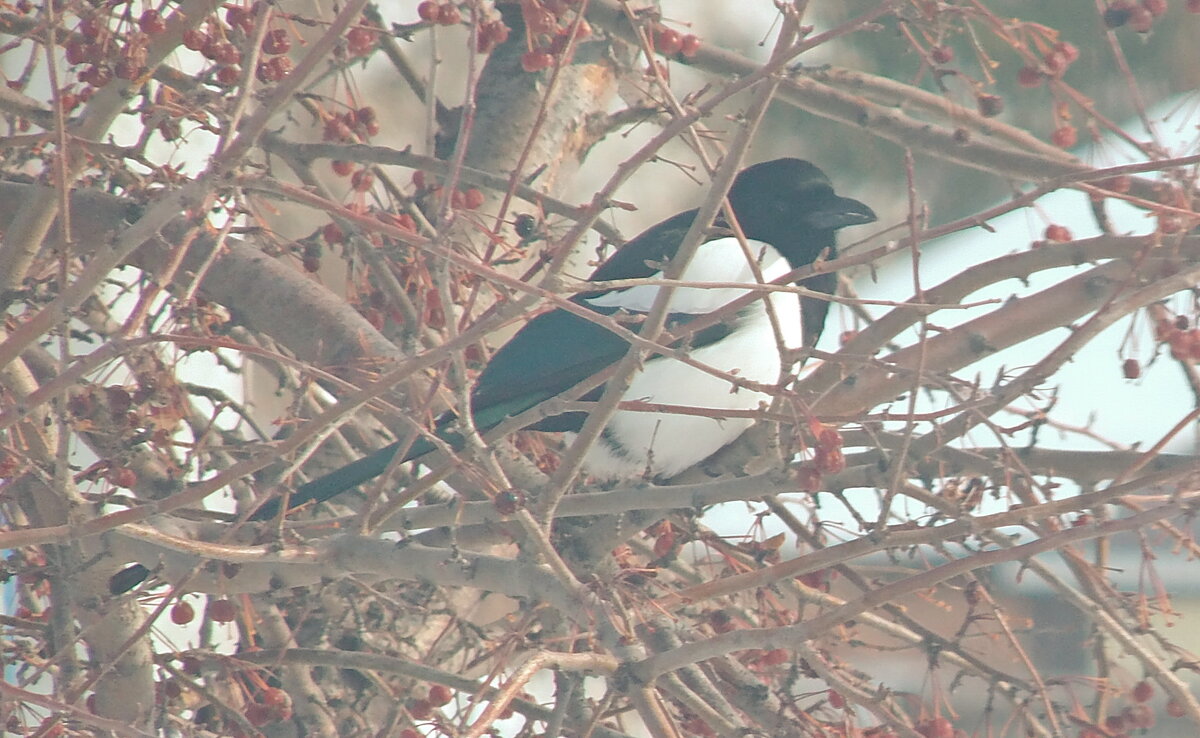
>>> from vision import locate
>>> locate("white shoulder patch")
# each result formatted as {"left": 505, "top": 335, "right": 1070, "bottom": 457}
{"left": 583, "top": 238, "right": 789, "bottom": 315}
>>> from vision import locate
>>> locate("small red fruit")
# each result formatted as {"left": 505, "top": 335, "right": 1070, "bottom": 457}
{"left": 1050, "top": 125, "right": 1077, "bottom": 148}
{"left": 417, "top": 1, "right": 438, "bottom": 22}
{"left": 827, "top": 689, "right": 845, "bottom": 709}
{"left": 1017, "top": 66, "right": 1042, "bottom": 87}
{"left": 680, "top": 34, "right": 701, "bottom": 57}
{"left": 1132, "top": 680, "right": 1154, "bottom": 703}
{"left": 1143, "top": 0, "right": 1168, "bottom": 16}
{"left": 182, "top": 29, "right": 208, "bottom": 51}
{"left": 215, "top": 65, "right": 241, "bottom": 86}
{"left": 138, "top": 9, "right": 166, "bottom": 35}
{"left": 520, "top": 50, "right": 553, "bottom": 72}
{"left": 322, "top": 222, "right": 345, "bottom": 243}
{"left": 427, "top": 685, "right": 453, "bottom": 706}
{"left": 331, "top": 159, "right": 353, "bottom": 177}
{"left": 346, "top": 26, "right": 377, "bottom": 56}
{"left": 930, "top": 44, "right": 953, "bottom": 64}
{"left": 110, "top": 466, "right": 138, "bottom": 488}
{"left": 351, "top": 169, "right": 375, "bottom": 192}
{"left": 976, "top": 93, "right": 1004, "bottom": 117}
{"left": 1127, "top": 6, "right": 1155, "bottom": 31}
{"left": 1044, "top": 224, "right": 1072, "bottom": 242}
{"left": 1042, "top": 50, "right": 1068, "bottom": 76}
{"left": 493, "top": 488, "right": 526, "bottom": 515}
{"left": 170, "top": 601, "right": 195, "bottom": 624}
{"left": 1055, "top": 41, "right": 1080, "bottom": 64}
{"left": 1104, "top": 0, "right": 1137, "bottom": 27}
{"left": 462, "top": 188, "right": 485, "bottom": 209}
{"left": 1122, "top": 358, "right": 1140, "bottom": 379}
{"left": 437, "top": 4, "right": 461, "bottom": 25}
{"left": 655, "top": 28, "right": 683, "bottom": 56}
{"left": 408, "top": 699, "right": 434, "bottom": 720}
{"left": 262, "top": 28, "right": 291, "bottom": 55}
{"left": 524, "top": 8, "right": 556, "bottom": 35}
{"left": 1166, "top": 699, "right": 1186, "bottom": 718}
{"left": 209, "top": 598, "right": 237, "bottom": 622}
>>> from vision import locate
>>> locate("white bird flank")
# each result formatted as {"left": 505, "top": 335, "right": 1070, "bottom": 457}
{"left": 576, "top": 237, "right": 803, "bottom": 478}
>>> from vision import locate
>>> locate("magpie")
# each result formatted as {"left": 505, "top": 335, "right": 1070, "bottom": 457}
{"left": 252, "top": 158, "right": 875, "bottom": 519}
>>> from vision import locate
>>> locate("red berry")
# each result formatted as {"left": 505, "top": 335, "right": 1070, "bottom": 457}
{"left": 170, "top": 601, "right": 195, "bottom": 624}
{"left": 1143, "top": 0, "right": 1168, "bottom": 16}
{"left": 215, "top": 65, "right": 241, "bottom": 86}
{"left": 331, "top": 159, "right": 353, "bottom": 177}
{"left": 1050, "top": 125, "right": 1077, "bottom": 148}
{"left": 346, "top": 27, "right": 376, "bottom": 56}
{"left": 1128, "top": 5, "right": 1155, "bottom": 30}
{"left": 256, "top": 56, "right": 292, "bottom": 82}
{"left": 417, "top": 1, "right": 438, "bottom": 21}
{"left": 462, "top": 188, "right": 485, "bottom": 209}
{"left": 427, "top": 685, "right": 453, "bottom": 706}
{"left": 114, "top": 59, "right": 142, "bottom": 81}
{"left": 1042, "top": 50, "right": 1068, "bottom": 76}
{"left": 1016, "top": 66, "right": 1042, "bottom": 87}
{"left": 408, "top": 699, "right": 434, "bottom": 720}
{"left": 520, "top": 50, "right": 553, "bottom": 72}
{"left": 80, "top": 63, "right": 113, "bottom": 87}
{"left": 493, "top": 488, "right": 526, "bottom": 515}
{"left": 261, "top": 28, "right": 291, "bottom": 55}
{"left": 209, "top": 598, "right": 236, "bottom": 622}
{"left": 322, "top": 222, "right": 345, "bottom": 243}
{"left": 1104, "top": 0, "right": 1137, "bottom": 27}
{"left": 827, "top": 690, "right": 845, "bottom": 709}
{"left": 1133, "top": 680, "right": 1154, "bottom": 702}
{"left": 1056, "top": 42, "right": 1079, "bottom": 66}
{"left": 477, "top": 20, "right": 511, "bottom": 53}
{"left": 1167, "top": 699, "right": 1186, "bottom": 718}
{"left": 226, "top": 6, "right": 255, "bottom": 34}
{"left": 976, "top": 93, "right": 1004, "bottom": 117}
{"left": 1044, "top": 224, "right": 1072, "bottom": 242}
{"left": 109, "top": 468, "right": 137, "bottom": 492}
{"left": 182, "top": 29, "right": 208, "bottom": 51}
{"left": 655, "top": 28, "right": 683, "bottom": 56}
{"left": 79, "top": 16, "right": 104, "bottom": 38}
{"left": 680, "top": 34, "right": 701, "bottom": 57}
{"left": 214, "top": 42, "right": 242, "bottom": 65}
{"left": 930, "top": 44, "right": 953, "bottom": 64}
{"left": 524, "top": 7, "right": 556, "bottom": 35}
{"left": 138, "top": 9, "right": 166, "bottom": 35}
{"left": 351, "top": 169, "right": 375, "bottom": 192}
{"left": 1122, "top": 358, "right": 1140, "bottom": 379}
{"left": 437, "top": 4, "right": 461, "bottom": 25}
{"left": 65, "top": 41, "right": 88, "bottom": 66}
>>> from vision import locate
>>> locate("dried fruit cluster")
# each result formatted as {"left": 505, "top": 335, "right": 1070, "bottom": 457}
{"left": 795, "top": 420, "right": 846, "bottom": 492}
{"left": 517, "top": 0, "right": 592, "bottom": 72}
{"left": 1156, "top": 314, "right": 1200, "bottom": 362}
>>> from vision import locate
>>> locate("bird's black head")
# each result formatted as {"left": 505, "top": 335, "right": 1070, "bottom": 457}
{"left": 725, "top": 157, "right": 877, "bottom": 267}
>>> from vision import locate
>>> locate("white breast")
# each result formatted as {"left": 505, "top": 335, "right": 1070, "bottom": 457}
{"left": 575, "top": 237, "right": 803, "bottom": 479}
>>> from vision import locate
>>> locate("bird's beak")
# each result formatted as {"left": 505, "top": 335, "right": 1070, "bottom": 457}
{"left": 805, "top": 196, "right": 877, "bottom": 230}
